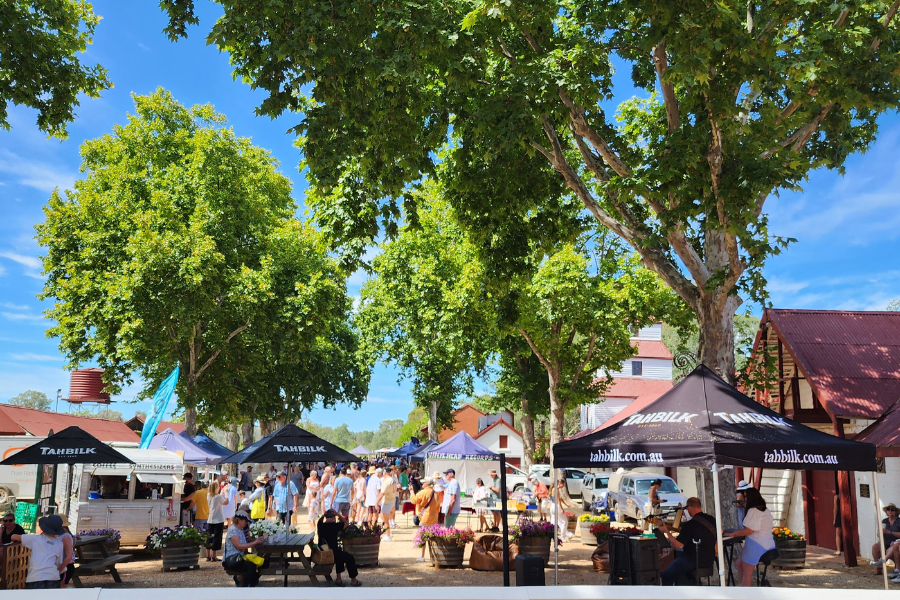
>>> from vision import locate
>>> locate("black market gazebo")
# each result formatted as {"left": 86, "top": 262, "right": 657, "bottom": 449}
{"left": 552, "top": 365, "right": 884, "bottom": 587}
{"left": 221, "top": 423, "right": 360, "bottom": 465}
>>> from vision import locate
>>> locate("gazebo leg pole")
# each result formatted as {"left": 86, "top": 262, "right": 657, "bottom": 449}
{"left": 552, "top": 467, "right": 558, "bottom": 586}
{"left": 873, "top": 471, "right": 889, "bottom": 590}
{"left": 712, "top": 463, "right": 727, "bottom": 587}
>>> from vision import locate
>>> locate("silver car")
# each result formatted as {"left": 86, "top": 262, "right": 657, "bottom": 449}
{"left": 608, "top": 473, "right": 686, "bottom": 528}
{"left": 580, "top": 472, "right": 613, "bottom": 511}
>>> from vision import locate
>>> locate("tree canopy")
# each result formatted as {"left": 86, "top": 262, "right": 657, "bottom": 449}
{"left": 37, "top": 89, "right": 368, "bottom": 433}
{"left": 8, "top": 390, "right": 51, "bottom": 411}
{"left": 160, "top": 0, "right": 900, "bottom": 385}
{"left": 1, "top": 0, "right": 111, "bottom": 138}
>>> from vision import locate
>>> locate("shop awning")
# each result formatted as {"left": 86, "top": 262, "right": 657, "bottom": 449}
{"left": 136, "top": 473, "right": 181, "bottom": 485}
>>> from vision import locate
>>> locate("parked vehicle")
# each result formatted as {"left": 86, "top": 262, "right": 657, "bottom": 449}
{"left": 0, "top": 436, "right": 44, "bottom": 502}
{"left": 503, "top": 465, "right": 530, "bottom": 493}
{"left": 606, "top": 471, "right": 686, "bottom": 528}
{"left": 526, "top": 467, "right": 587, "bottom": 497}
{"left": 580, "top": 472, "right": 613, "bottom": 511}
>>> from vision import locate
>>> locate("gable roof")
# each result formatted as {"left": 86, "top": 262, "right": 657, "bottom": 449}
{"left": 765, "top": 309, "right": 900, "bottom": 419}
{"left": 0, "top": 404, "right": 140, "bottom": 443}
{"left": 633, "top": 340, "right": 673, "bottom": 360}
{"left": 475, "top": 418, "right": 522, "bottom": 439}
{"left": 453, "top": 403, "right": 486, "bottom": 417}
{"left": 854, "top": 400, "right": 900, "bottom": 456}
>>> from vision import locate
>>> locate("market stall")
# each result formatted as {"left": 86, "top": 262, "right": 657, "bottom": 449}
{"left": 424, "top": 431, "right": 499, "bottom": 494}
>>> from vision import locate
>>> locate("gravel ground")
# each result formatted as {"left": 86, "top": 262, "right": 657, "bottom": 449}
{"left": 72, "top": 508, "right": 895, "bottom": 590}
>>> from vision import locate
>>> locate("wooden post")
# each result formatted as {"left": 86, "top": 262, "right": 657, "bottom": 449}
{"left": 833, "top": 419, "right": 857, "bottom": 567}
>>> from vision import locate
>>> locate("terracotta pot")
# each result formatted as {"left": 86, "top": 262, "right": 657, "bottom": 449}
{"left": 342, "top": 539, "right": 380, "bottom": 567}
{"left": 429, "top": 540, "right": 466, "bottom": 567}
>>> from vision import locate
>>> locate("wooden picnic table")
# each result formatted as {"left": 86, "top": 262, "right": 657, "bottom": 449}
{"left": 253, "top": 532, "right": 333, "bottom": 587}
{"left": 72, "top": 534, "right": 132, "bottom": 587}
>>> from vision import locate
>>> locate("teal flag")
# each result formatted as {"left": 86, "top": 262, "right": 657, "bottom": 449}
{"left": 140, "top": 365, "right": 179, "bottom": 449}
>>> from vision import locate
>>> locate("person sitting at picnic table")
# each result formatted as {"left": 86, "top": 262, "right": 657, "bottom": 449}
{"left": 731, "top": 487, "right": 776, "bottom": 587}
{"left": 222, "top": 511, "right": 266, "bottom": 587}
{"left": 1, "top": 511, "right": 25, "bottom": 544}
{"left": 871, "top": 503, "right": 900, "bottom": 575}
{"left": 11, "top": 514, "right": 66, "bottom": 589}
{"left": 317, "top": 509, "right": 361, "bottom": 587}
{"left": 657, "top": 497, "right": 717, "bottom": 585}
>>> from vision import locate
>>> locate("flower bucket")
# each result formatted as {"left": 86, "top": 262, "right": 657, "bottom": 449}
{"left": 516, "top": 537, "right": 551, "bottom": 566}
{"left": 343, "top": 538, "right": 380, "bottom": 567}
{"left": 773, "top": 538, "right": 806, "bottom": 569}
{"left": 160, "top": 543, "right": 201, "bottom": 572}
{"left": 429, "top": 540, "right": 466, "bottom": 567}
{"left": 580, "top": 521, "right": 598, "bottom": 545}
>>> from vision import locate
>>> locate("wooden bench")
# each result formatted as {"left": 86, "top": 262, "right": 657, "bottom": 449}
{"left": 71, "top": 553, "right": 132, "bottom": 587}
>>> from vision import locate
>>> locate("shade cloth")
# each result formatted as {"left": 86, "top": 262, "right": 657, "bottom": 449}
{"left": 553, "top": 365, "right": 876, "bottom": 472}
{"left": 220, "top": 423, "right": 360, "bottom": 464}
{"left": 0, "top": 426, "right": 134, "bottom": 465}
{"left": 426, "top": 431, "right": 499, "bottom": 460}
{"left": 192, "top": 431, "right": 233, "bottom": 457}
{"left": 408, "top": 440, "right": 437, "bottom": 462}
{"left": 148, "top": 427, "right": 226, "bottom": 466}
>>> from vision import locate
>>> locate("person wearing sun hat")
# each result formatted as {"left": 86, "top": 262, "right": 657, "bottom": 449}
{"left": 11, "top": 514, "right": 66, "bottom": 589}
{"left": 735, "top": 479, "right": 752, "bottom": 525}
{"left": 871, "top": 502, "right": 900, "bottom": 575}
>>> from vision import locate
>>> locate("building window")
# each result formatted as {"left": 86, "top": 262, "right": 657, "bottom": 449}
{"left": 631, "top": 361, "right": 643, "bottom": 376}
{"left": 499, "top": 435, "right": 508, "bottom": 449}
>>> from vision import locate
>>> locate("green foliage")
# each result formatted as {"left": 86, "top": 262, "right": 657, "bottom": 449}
{"left": 69, "top": 407, "right": 123, "bottom": 421}
{"left": 888, "top": 299, "right": 900, "bottom": 311}
{"left": 356, "top": 190, "right": 496, "bottom": 435}
{"left": 8, "top": 390, "right": 51, "bottom": 411}
{"left": 393, "top": 407, "right": 428, "bottom": 446}
{"left": 298, "top": 418, "right": 406, "bottom": 451}
{"left": 36, "top": 89, "right": 367, "bottom": 429}
{"left": 1, "top": 0, "right": 111, "bottom": 138}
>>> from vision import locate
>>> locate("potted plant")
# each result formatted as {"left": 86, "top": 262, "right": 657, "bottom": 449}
{"left": 146, "top": 526, "right": 209, "bottom": 572}
{"left": 248, "top": 519, "right": 296, "bottom": 539}
{"left": 339, "top": 522, "right": 386, "bottom": 567}
{"left": 579, "top": 514, "right": 609, "bottom": 545}
{"left": 76, "top": 528, "right": 121, "bottom": 560}
{"left": 510, "top": 519, "right": 556, "bottom": 566}
{"left": 415, "top": 525, "right": 475, "bottom": 568}
{"left": 772, "top": 527, "right": 806, "bottom": 568}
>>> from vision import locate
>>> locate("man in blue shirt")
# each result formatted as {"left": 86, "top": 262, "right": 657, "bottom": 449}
{"left": 441, "top": 469, "right": 462, "bottom": 527}
{"left": 268, "top": 471, "right": 299, "bottom": 526}
{"left": 333, "top": 467, "right": 354, "bottom": 518}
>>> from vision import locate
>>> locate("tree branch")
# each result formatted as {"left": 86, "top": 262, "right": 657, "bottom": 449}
{"left": 558, "top": 90, "right": 632, "bottom": 177}
{"left": 570, "top": 334, "right": 598, "bottom": 391}
{"left": 652, "top": 41, "right": 680, "bottom": 133}
{"left": 760, "top": 102, "right": 834, "bottom": 159}
{"left": 196, "top": 321, "right": 249, "bottom": 379}
{"left": 871, "top": 0, "right": 900, "bottom": 51}
{"left": 519, "top": 328, "right": 553, "bottom": 375}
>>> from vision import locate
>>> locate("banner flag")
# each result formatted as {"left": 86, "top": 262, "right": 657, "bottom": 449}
{"left": 140, "top": 365, "right": 180, "bottom": 449}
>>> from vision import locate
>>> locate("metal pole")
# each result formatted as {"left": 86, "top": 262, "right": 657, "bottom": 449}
{"left": 500, "top": 453, "right": 510, "bottom": 586}
{"left": 711, "top": 463, "right": 727, "bottom": 587}
{"left": 873, "top": 471, "right": 889, "bottom": 590}
{"left": 552, "top": 466, "right": 558, "bottom": 585}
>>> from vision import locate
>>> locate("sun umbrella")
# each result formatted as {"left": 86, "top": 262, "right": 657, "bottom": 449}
{"left": 220, "top": 423, "right": 360, "bottom": 464}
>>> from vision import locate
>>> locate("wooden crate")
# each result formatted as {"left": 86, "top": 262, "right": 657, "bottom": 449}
{"left": 0, "top": 543, "right": 31, "bottom": 589}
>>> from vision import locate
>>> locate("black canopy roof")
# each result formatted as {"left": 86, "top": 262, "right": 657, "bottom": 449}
{"left": 553, "top": 365, "right": 876, "bottom": 472}
{"left": 0, "top": 426, "right": 135, "bottom": 465}
{"left": 221, "top": 423, "right": 360, "bottom": 464}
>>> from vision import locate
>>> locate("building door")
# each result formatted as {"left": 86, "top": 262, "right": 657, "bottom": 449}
{"left": 810, "top": 470, "right": 838, "bottom": 550}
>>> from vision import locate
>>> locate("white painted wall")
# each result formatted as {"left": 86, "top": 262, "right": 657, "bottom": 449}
{"left": 581, "top": 398, "right": 633, "bottom": 430}
{"left": 675, "top": 467, "right": 699, "bottom": 499}
{"left": 855, "top": 458, "right": 900, "bottom": 560}
{"left": 608, "top": 357, "right": 673, "bottom": 380}
{"left": 633, "top": 323, "right": 663, "bottom": 341}
{"left": 477, "top": 424, "right": 524, "bottom": 463}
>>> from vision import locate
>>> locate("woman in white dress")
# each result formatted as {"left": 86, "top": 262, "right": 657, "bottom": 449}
{"left": 472, "top": 479, "right": 489, "bottom": 532}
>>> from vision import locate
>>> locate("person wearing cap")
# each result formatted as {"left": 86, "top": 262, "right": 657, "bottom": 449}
{"left": 181, "top": 472, "right": 196, "bottom": 526}
{"left": 11, "top": 514, "right": 66, "bottom": 589}
{"left": 487, "top": 468, "right": 503, "bottom": 532}
{"left": 269, "top": 470, "right": 299, "bottom": 527}
{"left": 365, "top": 467, "right": 382, "bottom": 526}
{"left": 441, "top": 469, "right": 462, "bottom": 528}
{"left": 222, "top": 511, "right": 266, "bottom": 587}
{"left": 317, "top": 509, "right": 361, "bottom": 586}
{"left": 377, "top": 467, "right": 395, "bottom": 541}
{"left": 871, "top": 502, "right": 900, "bottom": 575}
{"left": 248, "top": 475, "right": 268, "bottom": 520}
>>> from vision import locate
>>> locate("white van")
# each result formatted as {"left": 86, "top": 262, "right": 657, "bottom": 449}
{"left": 62, "top": 448, "right": 185, "bottom": 545}
{"left": 0, "top": 436, "right": 45, "bottom": 502}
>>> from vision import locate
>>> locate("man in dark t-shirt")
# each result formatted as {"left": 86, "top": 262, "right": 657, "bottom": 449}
{"left": 0, "top": 512, "right": 25, "bottom": 545}
{"left": 180, "top": 473, "right": 196, "bottom": 526}
{"left": 658, "top": 497, "right": 717, "bottom": 585}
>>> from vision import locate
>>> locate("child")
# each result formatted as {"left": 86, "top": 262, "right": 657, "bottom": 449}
{"left": 12, "top": 514, "right": 66, "bottom": 589}
{"left": 307, "top": 490, "right": 319, "bottom": 528}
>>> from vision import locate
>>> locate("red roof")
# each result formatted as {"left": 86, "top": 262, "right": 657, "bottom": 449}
{"left": 766, "top": 309, "right": 900, "bottom": 419}
{"left": 854, "top": 401, "right": 900, "bottom": 456}
{"left": 474, "top": 419, "right": 522, "bottom": 439}
{"left": 567, "top": 378, "right": 674, "bottom": 440}
{"left": 633, "top": 340, "right": 673, "bottom": 359}
{"left": 0, "top": 404, "right": 140, "bottom": 443}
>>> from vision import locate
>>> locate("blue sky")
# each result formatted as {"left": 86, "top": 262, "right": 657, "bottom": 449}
{"left": 1, "top": 2, "right": 899, "bottom": 429}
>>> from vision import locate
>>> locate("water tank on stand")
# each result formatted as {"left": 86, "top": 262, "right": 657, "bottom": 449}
{"left": 67, "top": 368, "right": 111, "bottom": 404}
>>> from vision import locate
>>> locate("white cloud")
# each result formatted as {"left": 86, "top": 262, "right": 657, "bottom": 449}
{"left": 2, "top": 312, "right": 45, "bottom": 322}
{"left": 0, "top": 149, "right": 77, "bottom": 193}
{"left": 137, "top": 43, "right": 151, "bottom": 51}
{"left": 0, "top": 302, "right": 29, "bottom": 311}
{"left": 766, "top": 278, "right": 808, "bottom": 294}
{"left": 0, "top": 251, "right": 44, "bottom": 279}
{"left": 10, "top": 353, "right": 60, "bottom": 362}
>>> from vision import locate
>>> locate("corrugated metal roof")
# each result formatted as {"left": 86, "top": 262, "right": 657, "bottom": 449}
{"left": 854, "top": 401, "right": 900, "bottom": 455}
{"left": 634, "top": 340, "right": 673, "bottom": 359}
{"left": 0, "top": 404, "right": 140, "bottom": 442}
{"left": 767, "top": 309, "right": 900, "bottom": 419}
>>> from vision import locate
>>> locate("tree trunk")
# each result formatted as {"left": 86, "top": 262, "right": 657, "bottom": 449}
{"left": 428, "top": 400, "right": 438, "bottom": 442}
{"left": 184, "top": 407, "right": 197, "bottom": 437}
{"left": 259, "top": 420, "right": 272, "bottom": 438}
{"left": 241, "top": 421, "right": 254, "bottom": 449}
{"left": 547, "top": 373, "right": 565, "bottom": 467}
{"left": 697, "top": 293, "right": 741, "bottom": 384}
{"left": 224, "top": 425, "right": 239, "bottom": 476}
{"left": 520, "top": 400, "right": 536, "bottom": 470}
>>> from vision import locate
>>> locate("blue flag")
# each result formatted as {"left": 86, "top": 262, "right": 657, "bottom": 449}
{"left": 140, "top": 365, "right": 180, "bottom": 449}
